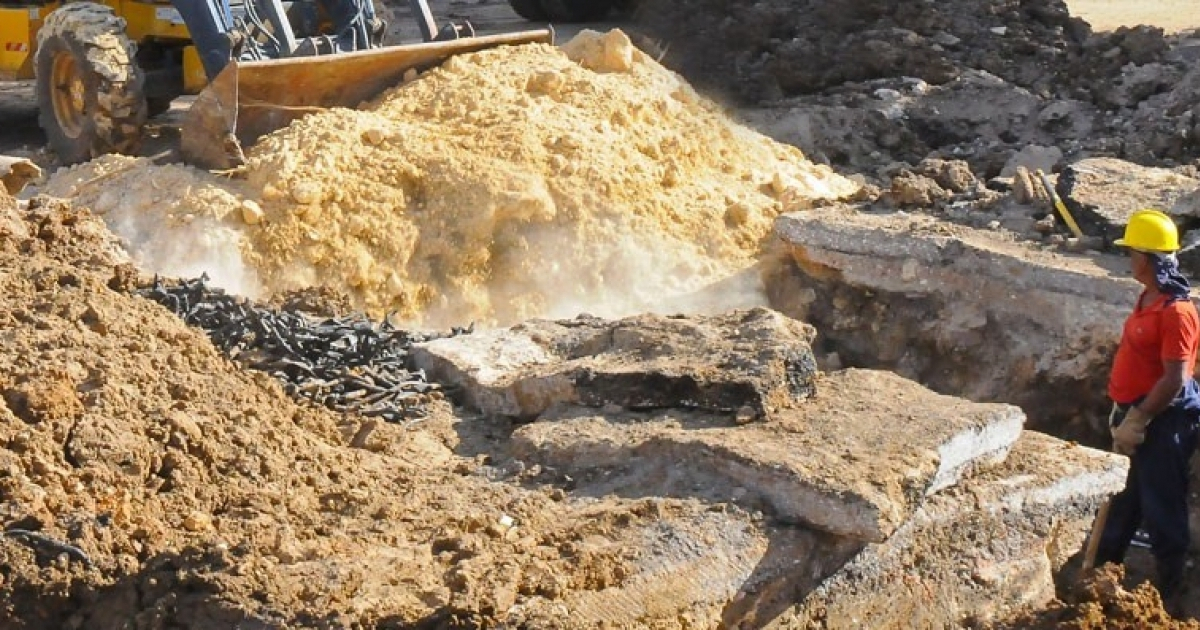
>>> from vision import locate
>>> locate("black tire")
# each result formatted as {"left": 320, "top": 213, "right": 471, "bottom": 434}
{"left": 539, "top": 0, "right": 612, "bottom": 22}
{"left": 508, "top": 0, "right": 549, "bottom": 21}
{"left": 35, "top": 2, "right": 148, "bottom": 165}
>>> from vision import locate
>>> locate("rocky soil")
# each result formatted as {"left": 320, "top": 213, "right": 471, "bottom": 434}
{"left": 2, "top": 0, "right": 1200, "bottom": 627}
{"left": 0, "top": 186, "right": 1131, "bottom": 627}
{"left": 633, "top": 0, "right": 1200, "bottom": 177}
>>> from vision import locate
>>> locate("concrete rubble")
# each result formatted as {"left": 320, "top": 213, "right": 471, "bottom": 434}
{"left": 5, "top": 0, "right": 1199, "bottom": 624}
{"left": 1056, "top": 157, "right": 1200, "bottom": 242}
{"left": 770, "top": 205, "right": 1200, "bottom": 563}
{"left": 411, "top": 309, "right": 821, "bottom": 420}
{"left": 769, "top": 207, "right": 1138, "bottom": 438}
{"left": 412, "top": 308, "right": 1127, "bottom": 627}
{"left": 791, "top": 430, "right": 1129, "bottom": 628}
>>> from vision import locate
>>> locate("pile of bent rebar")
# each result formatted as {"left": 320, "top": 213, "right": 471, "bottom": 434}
{"left": 136, "top": 275, "right": 470, "bottom": 422}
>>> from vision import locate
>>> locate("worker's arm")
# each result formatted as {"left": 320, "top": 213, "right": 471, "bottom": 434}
{"left": 1134, "top": 359, "right": 1188, "bottom": 417}
{"left": 1112, "top": 305, "right": 1196, "bottom": 455}
{"left": 1135, "top": 303, "right": 1197, "bottom": 418}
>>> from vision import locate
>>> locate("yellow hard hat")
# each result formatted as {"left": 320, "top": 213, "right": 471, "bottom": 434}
{"left": 1114, "top": 209, "right": 1180, "bottom": 253}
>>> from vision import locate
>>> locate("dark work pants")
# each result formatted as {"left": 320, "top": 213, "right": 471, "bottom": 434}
{"left": 1097, "top": 402, "right": 1199, "bottom": 598}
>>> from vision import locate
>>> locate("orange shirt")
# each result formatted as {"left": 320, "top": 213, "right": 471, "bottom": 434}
{"left": 1108, "top": 293, "right": 1200, "bottom": 404}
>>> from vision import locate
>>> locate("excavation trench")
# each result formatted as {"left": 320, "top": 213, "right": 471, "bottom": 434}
{"left": 763, "top": 206, "right": 1200, "bottom": 574}
{"left": 763, "top": 207, "right": 1133, "bottom": 445}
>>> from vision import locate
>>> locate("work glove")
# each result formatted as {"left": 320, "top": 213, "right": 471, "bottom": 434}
{"left": 1111, "top": 407, "right": 1152, "bottom": 456}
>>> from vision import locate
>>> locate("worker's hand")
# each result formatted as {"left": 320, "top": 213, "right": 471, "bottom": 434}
{"left": 1111, "top": 407, "right": 1152, "bottom": 456}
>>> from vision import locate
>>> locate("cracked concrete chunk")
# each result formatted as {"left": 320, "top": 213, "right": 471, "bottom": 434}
{"left": 512, "top": 369, "right": 1024, "bottom": 543}
{"left": 787, "top": 431, "right": 1128, "bottom": 628}
{"left": 509, "top": 432, "right": 1125, "bottom": 629}
{"left": 773, "top": 207, "right": 1137, "bottom": 322}
{"left": 1056, "top": 157, "right": 1200, "bottom": 241}
{"left": 411, "top": 308, "right": 819, "bottom": 419}
{"left": 771, "top": 207, "right": 1134, "bottom": 437}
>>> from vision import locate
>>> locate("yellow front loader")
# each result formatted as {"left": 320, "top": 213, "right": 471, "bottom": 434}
{"left": 0, "top": 0, "right": 551, "bottom": 166}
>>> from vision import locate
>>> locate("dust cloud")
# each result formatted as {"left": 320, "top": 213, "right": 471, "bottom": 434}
{"left": 43, "top": 157, "right": 261, "bottom": 296}
{"left": 494, "top": 223, "right": 769, "bottom": 326}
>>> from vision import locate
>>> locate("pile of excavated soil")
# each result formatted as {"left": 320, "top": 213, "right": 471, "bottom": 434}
{"left": 45, "top": 29, "right": 857, "bottom": 328}
{"left": 0, "top": 192, "right": 759, "bottom": 627}
{"left": 990, "top": 564, "right": 1200, "bottom": 629}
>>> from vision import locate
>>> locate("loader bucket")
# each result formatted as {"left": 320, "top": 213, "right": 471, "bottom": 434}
{"left": 181, "top": 29, "right": 554, "bottom": 170}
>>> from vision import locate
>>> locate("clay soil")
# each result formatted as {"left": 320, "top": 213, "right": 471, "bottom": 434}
{"left": 990, "top": 565, "right": 1200, "bottom": 630}
{"left": 0, "top": 188, "right": 773, "bottom": 628}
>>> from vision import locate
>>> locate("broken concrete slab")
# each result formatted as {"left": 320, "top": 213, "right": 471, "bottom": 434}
{"left": 411, "top": 308, "right": 818, "bottom": 420}
{"left": 511, "top": 369, "right": 1024, "bottom": 543}
{"left": 782, "top": 431, "right": 1128, "bottom": 628}
{"left": 511, "top": 506, "right": 861, "bottom": 630}
{"left": 1056, "top": 157, "right": 1200, "bottom": 242}
{"left": 506, "top": 420, "right": 1124, "bottom": 628}
{"left": 770, "top": 207, "right": 1141, "bottom": 440}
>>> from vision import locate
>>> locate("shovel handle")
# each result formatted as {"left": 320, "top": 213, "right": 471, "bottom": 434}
{"left": 1036, "top": 169, "right": 1085, "bottom": 240}
{"left": 1082, "top": 499, "right": 1112, "bottom": 571}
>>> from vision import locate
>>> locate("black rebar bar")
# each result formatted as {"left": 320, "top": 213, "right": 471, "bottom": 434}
{"left": 136, "top": 275, "right": 468, "bottom": 422}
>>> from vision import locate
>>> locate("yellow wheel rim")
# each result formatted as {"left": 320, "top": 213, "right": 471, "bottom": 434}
{"left": 50, "top": 51, "right": 86, "bottom": 139}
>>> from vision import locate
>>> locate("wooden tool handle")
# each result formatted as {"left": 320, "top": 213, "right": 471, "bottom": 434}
{"left": 1082, "top": 499, "right": 1112, "bottom": 571}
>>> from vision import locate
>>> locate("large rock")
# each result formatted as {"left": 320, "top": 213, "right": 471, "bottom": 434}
{"left": 1056, "top": 157, "right": 1200, "bottom": 243}
{"left": 410, "top": 308, "right": 819, "bottom": 420}
{"left": 511, "top": 369, "right": 1024, "bottom": 543}
{"left": 506, "top": 424, "right": 1126, "bottom": 629}
{"left": 784, "top": 431, "right": 1127, "bottom": 627}
{"left": 771, "top": 207, "right": 1140, "bottom": 440}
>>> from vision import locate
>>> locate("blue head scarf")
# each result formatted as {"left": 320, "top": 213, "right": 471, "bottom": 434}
{"left": 1148, "top": 252, "right": 1191, "bottom": 302}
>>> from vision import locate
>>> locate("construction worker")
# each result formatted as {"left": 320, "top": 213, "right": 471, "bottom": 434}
{"left": 1098, "top": 209, "right": 1200, "bottom": 611}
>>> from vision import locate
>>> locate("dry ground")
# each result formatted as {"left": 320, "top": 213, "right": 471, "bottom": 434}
{"left": 1067, "top": 0, "right": 1200, "bottom": 33}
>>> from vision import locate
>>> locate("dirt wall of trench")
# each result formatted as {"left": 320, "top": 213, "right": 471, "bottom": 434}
{"left": 761, "top": 248, "right": 1110, "bottom": 443}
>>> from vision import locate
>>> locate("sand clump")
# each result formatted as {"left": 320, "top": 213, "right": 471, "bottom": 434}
{"left": 989, "top": 564, "right": 1200, "bottom": 629}
{"left": 46, "top": 29, "right": 857, "bottom": 328}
